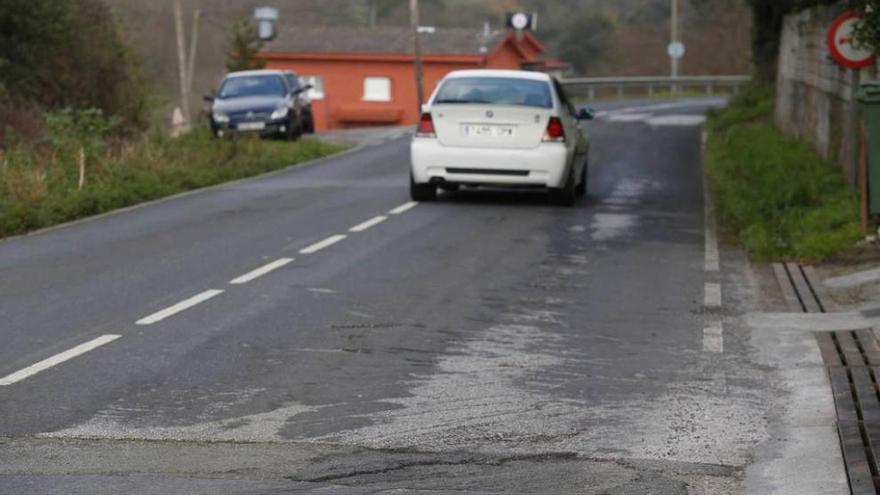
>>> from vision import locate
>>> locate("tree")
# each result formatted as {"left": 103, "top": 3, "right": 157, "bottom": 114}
{"left": 556, "top": 14, "right": 615, "bottom": 74}
{"left": 744, "top": 0, "right": 856, "bottom": 81}
{"left": 225, "top": 16, "right": 266, "bottom": 72}
{"left": 852, "top": 0, "right": 880, "bottom": 53}
{"left": 0, "top": 0, "right": 147, "bottom": 128}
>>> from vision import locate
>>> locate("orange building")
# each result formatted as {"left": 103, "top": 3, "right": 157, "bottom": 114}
{"left": 259, "top": 26, "right": 560, "bottom": 131}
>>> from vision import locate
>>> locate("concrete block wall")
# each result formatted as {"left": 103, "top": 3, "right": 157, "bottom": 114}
{"left": 776, "top": 3, "right": 877, "bottom": 179}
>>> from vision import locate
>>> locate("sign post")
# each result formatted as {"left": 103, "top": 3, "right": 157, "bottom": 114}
{"left": 828, "top": 10, "right": 880, "bottom": 227}
{"left": 828, "top": 10, "right": 877, "bottom": 194}
{"left": 669, "top": 0, "right": 682, "bottom": 94}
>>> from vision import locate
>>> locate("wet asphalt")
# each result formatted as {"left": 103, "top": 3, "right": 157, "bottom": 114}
{"left": 0, "top": 98, "right": 782, "bottom": 494}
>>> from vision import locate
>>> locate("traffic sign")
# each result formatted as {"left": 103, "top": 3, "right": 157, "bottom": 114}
{"left": 828, "top": 10, "right": 876, "bottom": 69}
{"left": 506, "top": 12, "right": 534, "bottom": 31}
{"left": 667, "top": 41, "right": 685, "bottom": 59}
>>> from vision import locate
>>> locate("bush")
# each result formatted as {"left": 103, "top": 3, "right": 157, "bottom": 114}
{"left": 705, "top": 87, "right": 863, "bottom": 261}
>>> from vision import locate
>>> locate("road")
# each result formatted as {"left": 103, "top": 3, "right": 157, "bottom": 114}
{"left": 0, "top": 98, "right": 829, "bottom": 494}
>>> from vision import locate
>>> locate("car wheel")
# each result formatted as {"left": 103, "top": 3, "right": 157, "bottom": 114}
{"left": 575, "top": 159, "right": 588, "bottom": 197}
{"left": 549, "top": 167, "right": 576, "bottom": 207}
{"left": 410, "top": 173, "right": 436, "bottom": 201}
{"left": 285, "top": 118, "right": 301, "bottom": 141}
{"left": 439, "top": 183, "right": 460, "bottom": 193}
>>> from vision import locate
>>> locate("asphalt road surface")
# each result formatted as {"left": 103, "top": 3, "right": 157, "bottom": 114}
{"left": 0, "top": 98, "right": 817, "bottom": 494}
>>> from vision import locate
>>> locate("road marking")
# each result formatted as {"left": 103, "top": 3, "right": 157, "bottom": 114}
{"left": 349, "top": 215, "right": 388, "bottom": 233}
{"left": 0, "top": 334, "right": 121, "bottom": 386}
{"left": 389, "top": 202, "right": 418, "bottom": 215}
{"left": 300, "top": 234, "right": 347, "bottom": 254}
{"left": 136, "top": 289, "right": 224, "bottom": 325}
{"left": 703, "top": 323, "right": 724, "bottom": 353}
{"left": 704, "top": 282, "right": 722, "bottom": 309}
{"left": 606, "top": 113, "right": 652, "bottom": 123}
{"left": 647, "top": 115, "right": 707, "bottom": 127}
{"left": 702, "top": 139, "right": 720, "bottom": 272}
{"left": 229, "top": 258, "right": 294, "bottom": 285}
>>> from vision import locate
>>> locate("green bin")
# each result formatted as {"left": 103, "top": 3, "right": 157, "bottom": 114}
{"left": 858, "top": 80, "right": 880, "bottom": 215}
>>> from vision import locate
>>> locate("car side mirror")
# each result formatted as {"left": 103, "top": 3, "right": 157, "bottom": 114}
{"left": 577, "top": 108, "right": 595, "bottom": 120}
{"left": 203, "top": 95, "right": 215, "bottom": 103}
{"left": 292, "top": 84, "right": 314, "bottom": 96}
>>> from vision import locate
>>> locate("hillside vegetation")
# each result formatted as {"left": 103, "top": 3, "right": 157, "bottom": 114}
{"left": 102, "top": 0, "right": 752, "bottom": 112}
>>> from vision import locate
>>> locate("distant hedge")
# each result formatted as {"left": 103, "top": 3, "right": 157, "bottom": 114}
{"left": 0, "top": 0, "right": 148, "bottom": 130}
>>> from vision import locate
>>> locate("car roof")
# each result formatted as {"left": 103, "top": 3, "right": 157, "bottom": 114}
{"left": 442, "top": 69, "right": 552, "bottom": 82}
{"left": 224, "top": 69, "right": 287, "bottom": 79}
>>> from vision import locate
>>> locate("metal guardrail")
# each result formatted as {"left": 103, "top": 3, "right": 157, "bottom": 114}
{"left": 560, "top": 75, "right": 752, "bottom": 99}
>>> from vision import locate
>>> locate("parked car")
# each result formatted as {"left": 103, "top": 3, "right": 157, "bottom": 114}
{"left": 205, "top": 69, "right": 312, "bottom": 139}
{"left": 283, "top": 71, "right": 314, "bottom": 134}
{"left": 410, "top": 69, "right": 593, "bottom": 206}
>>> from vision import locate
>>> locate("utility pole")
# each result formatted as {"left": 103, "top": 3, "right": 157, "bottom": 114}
{"left": 173, "top": 0, "right": 190, "bottom": 127}
{"left": 368, "top": 0, "right": 378, "bottom": 28}
{"left": 410, "top": 0, "right": 425, "bottom": 113}
{"left": 186, "top": 9, "right": 201, "bottom": 103}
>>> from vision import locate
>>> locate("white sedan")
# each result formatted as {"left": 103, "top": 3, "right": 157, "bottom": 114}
{"left": 410, "top": 70, "right": 593, "bottom": 206}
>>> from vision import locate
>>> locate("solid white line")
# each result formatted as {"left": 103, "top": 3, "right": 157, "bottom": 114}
{"left": 704, "top": 282, "right": 722, "bottom": 309}
{"left": 299, "top": 234, "right": 347, "bottom": 255}
{"left": 136, "top": 289, "right": 224, "bottom": 325}
{"left": 703, "top": 323, "right": 724, "bottom": 353}
{"left": 229, "top": 258, "right": 294, "bottom": 285}
{"left": 389, "top": 202, "right": 418, "bottom": 215}
{"left": 0, "top": 334, "right": 121, "bottom": 386}
{"left": 349, "top": 215, "right": 388, "bottom": 233}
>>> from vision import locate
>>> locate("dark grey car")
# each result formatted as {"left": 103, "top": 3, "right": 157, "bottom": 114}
{"left": 206, "top": 70, "right": 311, "bottom": 139}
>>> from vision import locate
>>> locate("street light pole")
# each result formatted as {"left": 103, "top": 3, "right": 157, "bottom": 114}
{"left": 670, "top": 0, "right": 680, "bottom": 93}
{"left": 410, "top": 0, "right": 425, "bottom": 113}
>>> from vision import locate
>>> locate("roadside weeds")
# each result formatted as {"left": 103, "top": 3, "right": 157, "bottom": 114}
{"left": 0, "top": 130, "right": 345, "bottom": 239}
{"left": 703, "top": 85, "right": 862, "bottom": 262}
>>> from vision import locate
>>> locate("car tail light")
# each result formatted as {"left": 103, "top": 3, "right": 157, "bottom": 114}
{"left": 543, "top": 117, "right": 565, "bottom": 142}
{"left": 416, "top": 113, "right": 436, "bottom": 138}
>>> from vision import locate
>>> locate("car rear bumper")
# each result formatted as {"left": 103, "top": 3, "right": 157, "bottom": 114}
{"left": 410, "top": 139, "right": 572, "bottom": 188}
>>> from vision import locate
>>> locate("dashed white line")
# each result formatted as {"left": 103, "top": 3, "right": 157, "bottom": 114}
{"left": 230, "top": 258, "right": 294, "bottom": 285}
{"left": 704, "top": 282, "right": 722, "bottom": 309}
{"left": 702, "top": 137, "right": 720, "bottom": 273}
{"left": 0, "top": 334, "right": 121, "bottom": 386}
{"left": 703, "top": 323, "right": 724, "bottom": 353}
{"left": 389, "top": 202, "right": 418, "bottom": 215}
{"left": 299, "top": 234, "right": 347, "bottom": 255}
{"left": 349, "top": 215, "right": 388, "bottom": 233}
{"left": 136, "top": 289, "right": 224, "bottom": 325}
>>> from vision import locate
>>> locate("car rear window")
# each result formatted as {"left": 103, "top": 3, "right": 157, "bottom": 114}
{"left": 433, "top": 77, "right": 553, "bottom": 109}
{"left": 218, "top": 75, "right": 287, "bottom": 99}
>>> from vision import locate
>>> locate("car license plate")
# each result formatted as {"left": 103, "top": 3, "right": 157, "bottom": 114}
{"left": 462, "top": 124, "right": 514, "bottom": 138}
{"left": 238, "top": 122, "right": 265, "bottom": 131}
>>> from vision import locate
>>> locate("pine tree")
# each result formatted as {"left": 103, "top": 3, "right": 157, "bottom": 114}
{"left": 225, "top": 16, "right": 266, "bottom": 72}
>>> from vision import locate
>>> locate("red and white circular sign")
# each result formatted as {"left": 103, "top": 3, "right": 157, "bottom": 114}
{"left": 828, "top": 10, "right": 876, "bottom": 69}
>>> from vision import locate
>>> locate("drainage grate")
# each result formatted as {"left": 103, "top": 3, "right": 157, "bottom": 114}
{"left": 775, "top": 262, "right": 880, "bottom": 494}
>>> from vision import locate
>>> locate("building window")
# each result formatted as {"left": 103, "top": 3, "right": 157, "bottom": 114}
{"left": 300, "top": 75, "right": 324, "bottom": 99}
{"left": 363, "top": 77, "right": 391, "bottom": 102}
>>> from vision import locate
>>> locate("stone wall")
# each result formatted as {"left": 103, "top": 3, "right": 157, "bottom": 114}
{"left": 776, "top": 3, "right": 877, "bottom": 180}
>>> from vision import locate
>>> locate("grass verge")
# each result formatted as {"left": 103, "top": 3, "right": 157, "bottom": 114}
{"left": 0, "top": 129, "right": 345, "bottom": 238}
{"left": 705, "top": 85, "right": 863, "bottom": 261}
